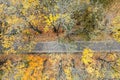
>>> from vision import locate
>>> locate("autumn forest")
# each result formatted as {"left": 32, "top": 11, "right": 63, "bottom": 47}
{"left": 0, "top": 0, "right": 120, "bottom": 80}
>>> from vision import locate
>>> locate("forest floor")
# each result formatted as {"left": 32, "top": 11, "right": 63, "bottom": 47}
{"left": 0, "top": 53, "right": 119, "bottom": 79}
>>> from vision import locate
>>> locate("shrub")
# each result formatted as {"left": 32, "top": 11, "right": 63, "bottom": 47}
{"left": 72, "top": 1, "right": 106, "bottom": 40}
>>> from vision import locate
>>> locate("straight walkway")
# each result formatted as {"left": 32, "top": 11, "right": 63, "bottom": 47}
{"left": 33, "top": 41, "right": 120, "bottom": 53}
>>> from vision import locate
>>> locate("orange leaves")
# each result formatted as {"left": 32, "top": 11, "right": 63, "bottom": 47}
{"left": 1, "top": 52, "right": 120, "bottom": 79}
{"left": 27, "top": 55, "right": 46, "bottom": 61}
{"left": 22, "top": 55, "right": 46, "bottom": 80}
{"left": 0, "top": 54, "right": 48, "bottom": 80}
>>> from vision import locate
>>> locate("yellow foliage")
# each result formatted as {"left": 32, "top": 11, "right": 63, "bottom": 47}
{"left": 86, "top": 65, "right": 95, "bottom": 73}
{"left": 112, "top": 30, "right": 120, "bottom": 42}
{"left": 28, "top": 15, "right": 36, "bottom": 21}
{"left": 1, "top": 55, "right": 47, "bottom": 80}
{"left": 23, "top": 29, "right": 31, "bottom": 35}
{"left": 80, "top": 0, "right": 90, "bottom": 4}
{"left": 2, "top": 36, "right": 14, "bottom": 48}
{"left": 0, "top": 4, "right": 5, "bottom": 13}
{"left": 45, "top": 14, "right": 59, "bottom": 27}
{"left": 112, "top": 16, "right": 120, "bottom": 42}
{"left": 112, "top": 72, "right": 120, "bottom": 79}
{"left": 29, "top": 14, "right": 44, "bottom": 27}
{"left": 87, "top": 6, "right": 92, "bottom": 12}
{"left": 6, "top": 16, "right": 24, "bottom": 25}
{"left": 43, "top": 26, "right": 49, "bottom": 33}
{"left": 22, "top": 0, "right": 39, "bottom": 9}
{"left": 61, "top": 13, "right": 71, "bottom": 23}
{"left": 2, "top": 35, "right": 17, "bottom": 54}
{"left": 4, "top": 48, "right": 16, "bottom": 54}
{"left": 10, "top": 0, "right": 21, "bottom": 5}
{"left": 81, "top": 48, "right": 94, "bottom": 65}
{"left": 43, "top": 14, "right": 59, "bottom": 32}
{"left": 86, "top": 0, "right": 90, "bottom": 4}
{"left": 64, "top": 67, "right": 72, "bottom": 80}
{"left": 81, "top": 48, "right": 102, "bottom": 78}
{"left": 44, "top": 13, "right": 71, "bottom": 32}
{"left": 21, "top": 0, "right": 39, "bottom": 15}
{"left": 111, "top": 61, "right": 120, "bottom": 79}
{"left": 22, "top": 55, "right": 46, "bottom": 80}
